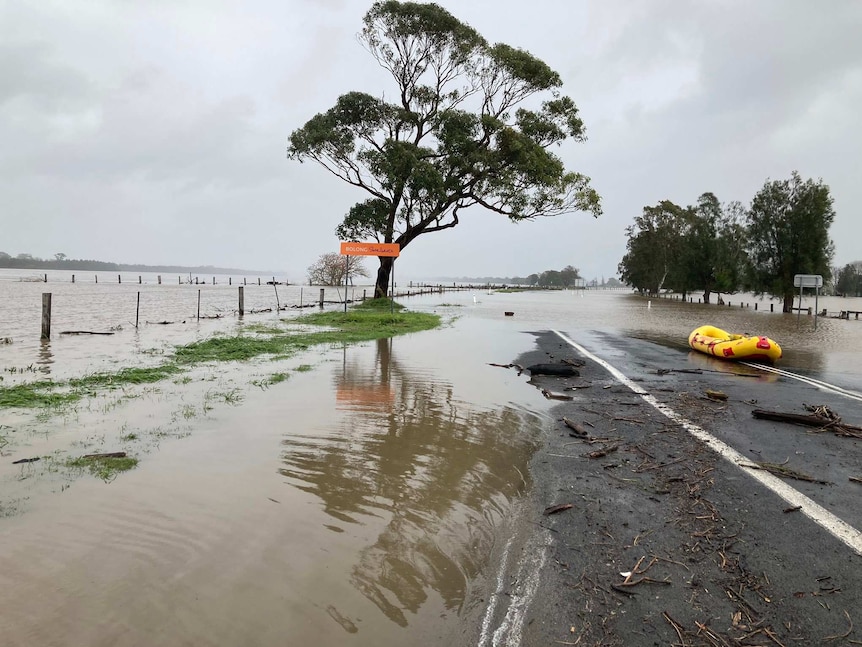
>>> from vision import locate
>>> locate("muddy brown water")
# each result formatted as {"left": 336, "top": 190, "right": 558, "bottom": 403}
{"left": 1, "top": 281, "right": 861, "bottom": 646}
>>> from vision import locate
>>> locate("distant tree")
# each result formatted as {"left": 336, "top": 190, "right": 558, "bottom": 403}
{"left": 835, "top": 263, "right": 862, "bottom": 297}
{"left": 0, "top": 251, "right": 10, "bottom": 260}
{"left": 287, "top": 1, "right": 600, "bottom": 299}
{"left": 679, "top": 193, "right": 720, "bottom": 302}
{"left": 536, "top": 270, "right": 561, "bottom": 287}
{"left": 526, "top": 274, "right": 539, "bottom": 286}
{"left": 617, "top": 200, "right": 688, "bottom": 296}
{"left": 746, "top": 172, "right": 835, "bottom": 312}
{"left": 16, "top": 253, "right": 34, "bottom": 260}
{"left": 559, "top": 265, "right": 581, "bottom": 287}
{"left": 54, "top": 253, "right": 67, "bottom": 261}
{"left": 604, "top": 277, "right": 622, "bottom": 288}
{"left": 712, "top": 200, "right": 747, "bottom": 299}
{"left": 307, "top": 253, "right": 370, "bottom": 286}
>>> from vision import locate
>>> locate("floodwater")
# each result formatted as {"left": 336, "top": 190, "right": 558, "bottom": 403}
{"left": 1, "top": 274, "right": 862, "bottom": 647}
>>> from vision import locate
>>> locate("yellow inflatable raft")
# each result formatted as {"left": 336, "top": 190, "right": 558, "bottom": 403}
{"left": 688, "top": 325, "right": 782, "bottom": 363}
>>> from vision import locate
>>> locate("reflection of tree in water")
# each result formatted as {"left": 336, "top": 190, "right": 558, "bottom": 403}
{"left": 279, "top": 338, "right": 541, "bottom": 626}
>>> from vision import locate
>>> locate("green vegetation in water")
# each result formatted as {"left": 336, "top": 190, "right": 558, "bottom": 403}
{"left": 0, "top": 382, "right": 79, "bottom": 408}
{"left": 0, "top": 302, "right": 440, "bottom": 409}
{"left": 243, "top": 323, "right": 286, "bottom": 335}
{"left": 252, "top": 372, "right": 290, "bottom": 390}
{"left": 69, "top": 365, "right": 182, "bottom": 389}
{"left": 66, "top": 455, "right": 139, "bottom": 481}
{"left": 295, "top": 364, "right": 313, "bottom": 372}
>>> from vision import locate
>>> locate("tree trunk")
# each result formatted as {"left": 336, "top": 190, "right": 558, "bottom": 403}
{"left": 703, "top": 289, "right": 712, "bottom": 304}
{"left": 783, "top": 293, "right": 795, "bottom": 313}
{"left": 374, "top": 257, "right": 394, "bottom": 299}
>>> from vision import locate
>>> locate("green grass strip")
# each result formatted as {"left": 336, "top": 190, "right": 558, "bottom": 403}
{"left": 0, "top": 304, "right": 440, "bottom": 408}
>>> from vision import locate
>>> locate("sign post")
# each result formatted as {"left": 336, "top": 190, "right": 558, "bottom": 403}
{"left": 340, "top": 242, "right": 401, "bottom": 313}
{"left": 793, "top": 274, "right": 823, "bottom": 330}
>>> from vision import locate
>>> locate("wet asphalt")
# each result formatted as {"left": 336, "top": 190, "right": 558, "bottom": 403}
{"left": 481, "top": 329, "right": 862, "bottom": 646}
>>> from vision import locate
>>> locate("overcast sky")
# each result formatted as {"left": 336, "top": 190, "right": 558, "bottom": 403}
{"left": 2, "top": 0, "right": 860, "bottom": 282}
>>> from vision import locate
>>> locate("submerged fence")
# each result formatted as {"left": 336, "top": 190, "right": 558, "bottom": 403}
{"left": 30, "top": 282, "right": 482, "bottom": 340}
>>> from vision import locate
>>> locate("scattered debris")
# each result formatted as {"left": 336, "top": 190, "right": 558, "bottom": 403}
{"left": 542, "top": 389, "right": 573, "bottom": 401}
{"left": 12, "top": 457, "right": 40, "bottom": 464}
{"left": 586, "top": 444, "right": 619, "bottom": 459}
{"left": 59, "top": 330, "right": 115, "bottom": 335}
{"left": 705, "top": 389, "right": 728, "bottom": 401}
{"left": 563, "top": 382, "right": 592, "bottom": 391}
{"left": 82, "top": 452, "right": 127, "bottom": 459}
{"left": 783, "top": 505, "right": 802, "bottom": 513}
{"left": 562, "top": 358, "right": 586, "bottom": 368}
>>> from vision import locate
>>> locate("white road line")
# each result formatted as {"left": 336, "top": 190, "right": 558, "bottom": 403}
{"left": 740, "top": 362, "right": 862, "bottom": 403}
{"left": 477, "top": 534, "right": 514, "bottom": 647}
{"left": 477, "top": 524, "right": 552, "bottom": 647}
{"left": 553, "top": 329, "right": 862, "bottom": 556}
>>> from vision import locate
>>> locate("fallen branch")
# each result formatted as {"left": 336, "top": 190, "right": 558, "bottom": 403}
{"left": 752, "top": 409, "right": 862, "bottom": 438}
{"left": 739, "top": 460, "right": 831, "bottom": 485}
{"left": 542, "top": 389, "right": 573, "bottom": 401}
{"left": 59, "top": 330, "right": 115, "bottom": 335}
{"left": 563, "top": 417, "right": 589, "bottom": 437}
{"left": 527, "top": 363, "right": 580, "bottom": 377}
{"left": 543, "top": 503, "right": 574, "bottom": 516}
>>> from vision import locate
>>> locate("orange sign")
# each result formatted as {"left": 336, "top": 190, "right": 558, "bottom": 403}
{"left": 340, "top": 242, "right": 400, "bottom": 257}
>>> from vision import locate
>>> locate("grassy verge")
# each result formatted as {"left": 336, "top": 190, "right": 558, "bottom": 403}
{"left": 0, "top": 301, "right": 440, "bottom": 409}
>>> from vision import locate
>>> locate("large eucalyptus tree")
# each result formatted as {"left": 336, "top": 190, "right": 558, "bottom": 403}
{"left": 288, "top": 1, "right": 600, "bottom": 298}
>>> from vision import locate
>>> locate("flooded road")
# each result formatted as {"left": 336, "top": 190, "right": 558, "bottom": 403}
{"left": 1, "top": 284, "right": 861, "bottom": 646}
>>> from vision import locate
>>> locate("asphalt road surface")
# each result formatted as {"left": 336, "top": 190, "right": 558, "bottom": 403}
{"left": 477, "top": 329, "right": 862, "bottom": 647}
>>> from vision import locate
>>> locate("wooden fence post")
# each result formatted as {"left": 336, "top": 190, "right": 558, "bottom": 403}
{"left": 238, "top": 286, "right": 244, "bottom": 316}
{"left": 197, "top": 290, "right": 201, "bottom": 321}
{"left": 136, "top": 292, "right": 140, "bottom": 328}
{"left": 41, "top": 293, "right": 52, "bottom": 339}
{"left": 319, "top": 288, "right": 325, "bottom": 308}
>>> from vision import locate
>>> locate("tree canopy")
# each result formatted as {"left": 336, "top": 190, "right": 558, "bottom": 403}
{"left": 834, "top": 263, "right": 862, "bottom": 297}
{"left": 617, "top": 173, "right": 836, "bottom": 312}
{"left": 746, "top": 172, "right": 835, "bottom": 312}
{"left": 288, "top": 1, "right": 600, "bottom": 297}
